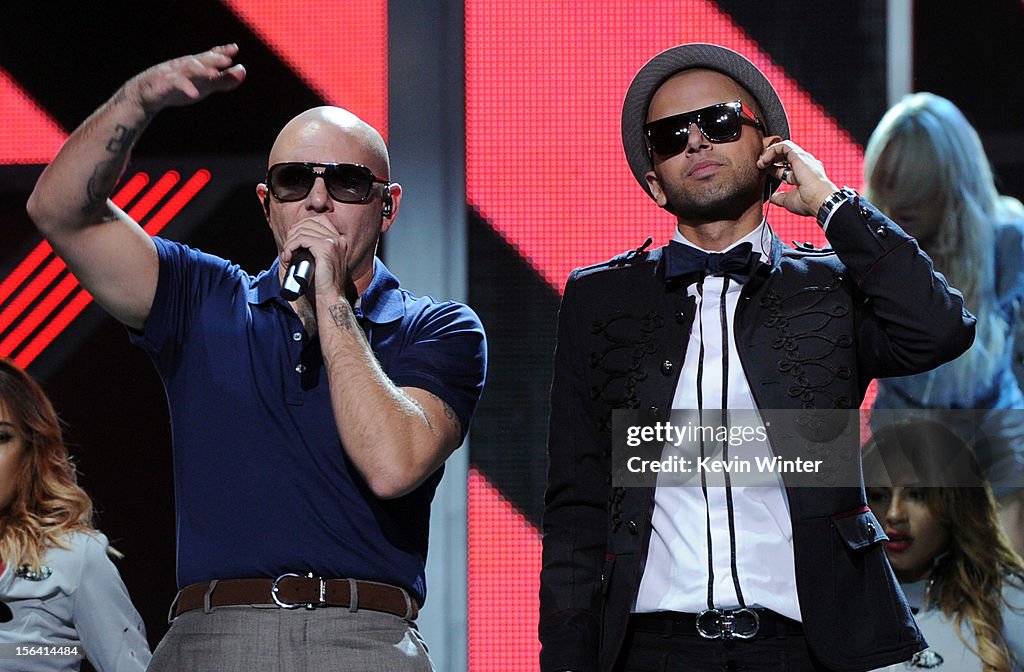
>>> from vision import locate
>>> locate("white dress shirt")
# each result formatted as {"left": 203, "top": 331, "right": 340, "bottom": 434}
{"left": 634, "top": 222, "right": 802, "bottom": 621}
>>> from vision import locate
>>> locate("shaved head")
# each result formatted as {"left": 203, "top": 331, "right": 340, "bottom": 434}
{"left": 269, "top": 106, "right": 390, "bottom": 178}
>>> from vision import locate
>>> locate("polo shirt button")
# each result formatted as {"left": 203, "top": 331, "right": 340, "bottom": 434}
{"left": 293, "top": 332, "right": 303, "bottom": 341}
{"left": 295, "top": 364, "right": 306, "bottom": 373}
{"left": 661, "top": 360, "right": 673, "bottom": 375}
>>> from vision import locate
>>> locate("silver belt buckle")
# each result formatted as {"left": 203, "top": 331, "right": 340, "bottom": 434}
{"left": 696, "top": 608, "right": 760, "bottom": 639}
{"left": 271, "top": 572, "right": 326, "bottom": 610}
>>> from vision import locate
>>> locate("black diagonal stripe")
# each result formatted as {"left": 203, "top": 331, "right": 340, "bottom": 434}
{"left": 914, "top": 1, "right": 1024, "bottom": 137}
{"left": 0, "top": 0, "right": 323, "bottom": 154}
{"left": 713, "top": 0, "right": 888, "bottom": 148}
{"left": 468, "top": 209, "right": 558, "bottom": 528}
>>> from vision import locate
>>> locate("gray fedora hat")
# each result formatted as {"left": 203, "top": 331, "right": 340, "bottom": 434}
{"left": 621, "top": 43, "right": 790, "bottom": 199}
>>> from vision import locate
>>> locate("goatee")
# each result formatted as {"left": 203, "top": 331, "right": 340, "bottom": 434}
{"left": 663, "top": 166, "right": 764, "bottom": 223}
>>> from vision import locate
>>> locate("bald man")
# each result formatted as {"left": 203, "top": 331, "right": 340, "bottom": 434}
{"left": 27, "top": 45, "right": 486, "bottom": 671}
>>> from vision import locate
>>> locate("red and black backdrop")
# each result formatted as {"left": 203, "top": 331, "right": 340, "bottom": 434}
{"left": 1, "top": 2, "right": 1022, "bottom": 670}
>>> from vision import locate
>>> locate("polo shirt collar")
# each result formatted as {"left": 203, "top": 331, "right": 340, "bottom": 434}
{"left": 357, "top": 258, "right": 405, "bottom": 324}
{"left": 247, "top": 257, "right": 405, "bottom": 324}
{"left": 249, "top": 259, "right": 284, "bottom": 306}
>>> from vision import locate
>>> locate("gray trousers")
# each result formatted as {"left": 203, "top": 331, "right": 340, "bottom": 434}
{"left": 148, "top": 605, "right": 434, "bottom": 671}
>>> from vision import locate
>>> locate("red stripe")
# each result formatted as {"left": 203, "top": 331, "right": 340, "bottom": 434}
{"left": 0, "top": 273, "right": 79, "bottom": 358}
{"left": 14, "top": 289, "right": 93, "bottom": 368}
{"left": 143, "top": 170, "right": 211, "bottom": 235}
{"left": 0, "top": 174, "right": 149, "bottom": 342}
{"left": 8, "top": 170, "right": 209, "bottom": 365}
{"left": 468, "top": 467, "right": 541, "bottom": 671}
{"left": 0, "top": 241, "right": 54, "bottom": 319}
{"left": 221, "top": 0, "right": 388, "bottom": 136}
{"left": 0, "top": 256, "right": 67, "bottom": 348}
{"left": 0, "top": 67, "right": 66, "bottom": 164}
{"left": 127, "top": 171, "right": 180, "bottom": 221}
{"left": 112, "top": 171, "right": 152, "bottom": 208}
{"left": 0, "top": 172, "right": 155, "bottom": 357}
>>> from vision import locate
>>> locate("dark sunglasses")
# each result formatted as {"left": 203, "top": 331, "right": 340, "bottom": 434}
{"left": 266, "top": 162, "right": 389, "bottom": 203}
{"left": 643, "top": 101, "right": 764, "bottom": 157}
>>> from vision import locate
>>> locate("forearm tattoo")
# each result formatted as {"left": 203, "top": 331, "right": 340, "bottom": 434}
{"left": 81, "top": 102, "right": 150, "bottom": 214}
{"left": 83, "top": 168, "right": 112, "bottom": 213}
{"left": 105, "top": 124, "right": 137, "bottom": 153}
{"left": 328, "top": 303, "right": 358, "bottom": 331}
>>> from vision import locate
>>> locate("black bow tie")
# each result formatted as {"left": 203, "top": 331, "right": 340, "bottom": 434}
{"left": 665, "top": 241, "right": 760, "bottom": 284}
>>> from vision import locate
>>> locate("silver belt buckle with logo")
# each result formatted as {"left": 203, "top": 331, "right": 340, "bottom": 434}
{"left": 696, "top": 607, "right": 760, "bottom": 639}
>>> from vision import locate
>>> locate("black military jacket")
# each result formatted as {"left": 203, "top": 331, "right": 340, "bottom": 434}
{"left": 540, "top": 197, "right": 975, "bottom": 672}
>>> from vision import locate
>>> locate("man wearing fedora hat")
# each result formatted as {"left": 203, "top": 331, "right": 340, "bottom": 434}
{"left": 540, "top": 44, "right": 976, "bottom": 671}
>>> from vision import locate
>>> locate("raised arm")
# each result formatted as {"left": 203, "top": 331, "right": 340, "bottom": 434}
{"left": 757, "top": 140, "right": 975, "bottom": 374}
{"left": 25, "top": 44, "right": 246, "bottom": 330}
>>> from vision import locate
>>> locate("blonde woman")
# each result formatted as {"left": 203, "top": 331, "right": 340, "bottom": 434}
{"left": 865, "top": 92, "right": 1024, "bottom": 554}
{"left": 0, "top": 359, "right": 150, "bottom": 671}
{"left": 865, "top": 420, "right": 1024, "bottom": 672}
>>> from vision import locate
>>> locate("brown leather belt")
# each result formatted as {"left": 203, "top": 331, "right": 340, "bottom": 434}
{"left": 172, "top": 575, "right": 419, "bottom": 621}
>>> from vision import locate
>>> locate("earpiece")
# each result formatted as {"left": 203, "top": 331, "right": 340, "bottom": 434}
{"left": 382, "top": 190, "right": 393, "bottom": 217}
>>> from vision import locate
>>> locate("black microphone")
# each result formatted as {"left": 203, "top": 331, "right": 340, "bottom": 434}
{"left": 280, "top": 248, "right": 314, "bottom": 301}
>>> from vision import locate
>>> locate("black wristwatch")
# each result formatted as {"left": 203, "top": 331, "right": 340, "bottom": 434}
{"left": 816, "top": 187, "right": 858, "bottom": 230}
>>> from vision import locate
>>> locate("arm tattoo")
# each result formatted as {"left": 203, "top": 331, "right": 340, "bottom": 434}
{"left": 105, "top": 124, "right": 137, "bottom": 153}
{"left": 328, "top": 303, "right": 358, "bottom": 331}
{"left": 83, "top": 161, "right": 122, "bottom": 214}
{"left": 81, "top": 117, "right": 147, "bottom": 213}
{"left": 83, "top": 168, "right": 109, "bottom": 213}
{"left": 426, "top": 392, "right": 460, "bottom": 431}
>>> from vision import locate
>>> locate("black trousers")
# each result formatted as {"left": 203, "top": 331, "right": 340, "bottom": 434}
{"left": 616, "top": 622, "right": 830, "bottom": 672}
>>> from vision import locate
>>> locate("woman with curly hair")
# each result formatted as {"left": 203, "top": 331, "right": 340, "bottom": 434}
{"left": 865, "top": 92, "right": 1024, "bottom": 555}
{"left": 0, "top": 359, "right": 150, "bottom": 671}
{"left": 864, "top": 420, "right": 1024, "bottom": 672}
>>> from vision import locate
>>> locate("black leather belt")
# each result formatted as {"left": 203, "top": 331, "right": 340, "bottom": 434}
{"left": 631, "top": 608, "right": 804, "bottom": 640}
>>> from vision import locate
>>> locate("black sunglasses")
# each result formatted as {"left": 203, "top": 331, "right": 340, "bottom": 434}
{"left": 643, "top": 101, "right": 764, "bottom": 158}
{"left": 266, "top": 162, "right": 389, "bottom": 203}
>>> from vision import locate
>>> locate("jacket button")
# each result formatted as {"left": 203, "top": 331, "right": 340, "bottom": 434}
{"left": 875, "top": 226, "right": 887, "bottom": 237}
{"left": 628, "top": 520, "right": 639, "bottom": 535}
{"left": 860, "top": 206, "right": 871, "bottom": 218}
{"left": 866, "top": 521, "right": 876, "bottom": 537}
{"left": 661, "top": 360, "right": 673, "bottom": 375}
{"left": 675, "top": 311, "right": 686, "bottom": 324}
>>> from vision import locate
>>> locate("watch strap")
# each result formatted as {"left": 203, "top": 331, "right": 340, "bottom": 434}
{"left": 817, "top": 187, "right": 858, "bottom": 231}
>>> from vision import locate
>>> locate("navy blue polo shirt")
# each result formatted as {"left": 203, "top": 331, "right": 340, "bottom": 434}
{"left": 130, "top": 237, "right": 486, "bottom": 605}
